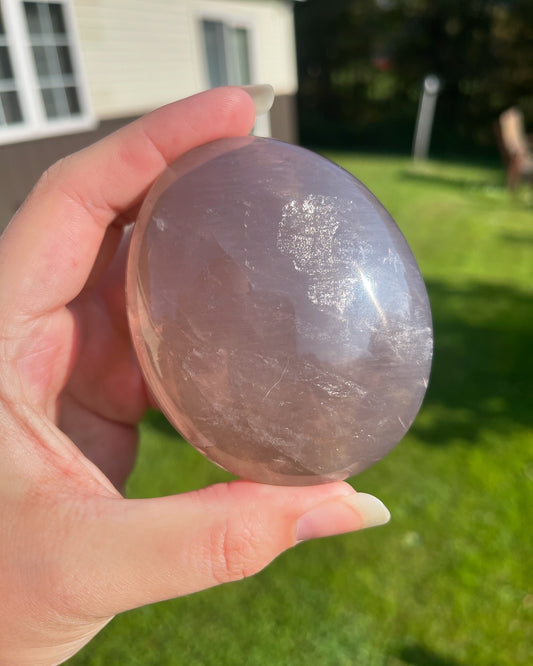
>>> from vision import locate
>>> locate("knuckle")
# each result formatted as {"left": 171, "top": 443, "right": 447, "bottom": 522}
{"left": 198, "top": 483, "right": 273, "bottom": 586}
{"left": 208, "top": 516, "right": 265, "bottom": 585}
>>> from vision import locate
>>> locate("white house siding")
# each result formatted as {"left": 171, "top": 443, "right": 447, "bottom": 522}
{"left": 73, "top": 0, "right": 298, "bottom": 120}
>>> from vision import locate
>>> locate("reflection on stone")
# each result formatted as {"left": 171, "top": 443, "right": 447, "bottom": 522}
{"left": 127, "top": 137, "right": 433, "bottom": 485}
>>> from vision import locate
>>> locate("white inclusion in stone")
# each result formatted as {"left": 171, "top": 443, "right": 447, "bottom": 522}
{"left": 277, "top": 195, "right": 361, "bottom": 315}
{"left": 154, "top": 215, "right": 167, "bottom": 231}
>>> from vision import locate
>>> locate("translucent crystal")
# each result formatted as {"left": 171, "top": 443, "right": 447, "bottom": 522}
{"left": 127, "top": 137, "right": 433, "bottom": 485}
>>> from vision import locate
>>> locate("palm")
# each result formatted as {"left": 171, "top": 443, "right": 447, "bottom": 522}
{"left": 57, "top": 227, "right": 149, "bottom": 491}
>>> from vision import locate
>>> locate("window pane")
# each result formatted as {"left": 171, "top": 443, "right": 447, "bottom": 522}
{"left": 24, "top": 2, "right": 42, "bottom": 35}
{"left": 49, "top": 3, "right": 66, "bottom": 35}
{"left": 41, "top": 87, "right": 58, "bottom": 117}
{"left": 32, "top": 46, "right": 51, "bottom": 78}
{"left": 41, "top": 86, "right": 73, "bottom": 118}
{"left": 1, "top": 90, "right": 23, "bottom": 124}
{"left": 0, "top": 46, "right": 14, "bottom": 80}
{"left": 231, "top": 28, "right": 251, "bottom": 86}
{"left": 57, "top": 45, "right": 73, "bottom": 75}
{"left": 202, "top": 20, "right": 228, "bottom": 88}
{"left": 65, "top": 86, "right": 79, "bottom": 114}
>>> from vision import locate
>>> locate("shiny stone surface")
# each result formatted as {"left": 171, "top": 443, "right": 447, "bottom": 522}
{"left": 127, "top": 137, "right": 433, "bottom": 485}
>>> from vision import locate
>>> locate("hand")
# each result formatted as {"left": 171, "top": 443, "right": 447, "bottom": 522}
{"left": 0, "top": 87, "right": 390, "bottom": 665}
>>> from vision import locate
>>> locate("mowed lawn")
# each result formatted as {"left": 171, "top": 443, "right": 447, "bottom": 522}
{"left": 70, "top": 154, "right": 533, "bottom": 665}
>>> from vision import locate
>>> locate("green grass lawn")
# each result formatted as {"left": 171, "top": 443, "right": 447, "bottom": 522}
{"left": 70, "top": 155, "right": 532, "bottom": 665}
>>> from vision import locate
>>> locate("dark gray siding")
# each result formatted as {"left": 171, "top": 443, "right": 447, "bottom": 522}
{"left": 270, "top": 93, "right": 298, "bottom": 145}
{"left": 0, "top": 118, "right": 131, "bottom": 232}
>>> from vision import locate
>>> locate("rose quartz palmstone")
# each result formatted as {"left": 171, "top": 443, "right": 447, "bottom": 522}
{"left": 127, "top": 137, "right": 433, "bottom": 485}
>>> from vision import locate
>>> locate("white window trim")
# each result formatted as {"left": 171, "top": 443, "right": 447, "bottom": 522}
{"left": 194, "top": 8, "right": 271, "bottom": 138}
{"left": 0, "top": 0, "right": 95, "bottom": 145}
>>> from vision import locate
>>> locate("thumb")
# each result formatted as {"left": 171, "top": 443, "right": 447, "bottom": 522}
{"left": 79, "top": 481, "right": 390, "bottom": 617}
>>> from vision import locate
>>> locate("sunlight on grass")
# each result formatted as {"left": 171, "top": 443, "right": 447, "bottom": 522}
{"left": 70, "top": 155, "right": 532, "bottom": 666}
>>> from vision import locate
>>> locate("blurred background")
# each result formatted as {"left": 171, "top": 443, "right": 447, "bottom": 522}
{"left": 295, "top": 0, "right": 533, "bottom": 157}
{"left": 1, "top": 1, "right": 531, "bottom": 664}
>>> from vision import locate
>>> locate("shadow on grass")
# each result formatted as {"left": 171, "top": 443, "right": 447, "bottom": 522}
{"left": 414, "top": 279, "right": 533, "bottom": 444}
{"left": 143, "top": 279, "right": 532, "bottom": 448}
{"left": 400, "top": 168, "right": 503, "bottom": 192}
{"left": 500, "top": 231, "right": 533, "bottom": 246}
{"left": 395, "top": 644, "right": 464, "bottom": 666}
{"left": 401, "top": 167, "right": 533, "bottom": 208}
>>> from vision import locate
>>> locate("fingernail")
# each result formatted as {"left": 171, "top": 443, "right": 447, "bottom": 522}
{"left": 239, "top": 84, "right": 275, "bottom": 115}
{"left": 295, "top": 493, "right": 391, "bottom": 542}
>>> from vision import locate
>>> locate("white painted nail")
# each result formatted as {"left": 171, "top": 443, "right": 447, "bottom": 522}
{"left": 348, "top": 493, "right": 391, "bottom": 529}
{"left": 295, "top": 492, "right": 391, "bottom": 542}
{"left": 239, "top": 84, "right": 275, "bottom": 116}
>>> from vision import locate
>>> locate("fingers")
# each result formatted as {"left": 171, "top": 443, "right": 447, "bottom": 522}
{"left": 75, "top": 482, "right": 390, "bottom": 617}
{"left": 0, "top": 87, "right": 256, "bottom": 319}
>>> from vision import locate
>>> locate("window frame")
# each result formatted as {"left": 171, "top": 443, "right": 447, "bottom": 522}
{"left": 0, "top": 0, "right": 95, "bottom": 145}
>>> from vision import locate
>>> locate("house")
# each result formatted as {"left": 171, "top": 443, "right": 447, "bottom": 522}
{"left": 0, "top": 0, "right": 300, "bottom": 230}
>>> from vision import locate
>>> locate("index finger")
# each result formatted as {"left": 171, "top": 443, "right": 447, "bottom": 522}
{"left": 0, "top": 87, "right": 256, "bottom": 318}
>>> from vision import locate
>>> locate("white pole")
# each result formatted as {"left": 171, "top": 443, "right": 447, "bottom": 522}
{"left": 413, "top": 75, "right": 441, "bottom": 160}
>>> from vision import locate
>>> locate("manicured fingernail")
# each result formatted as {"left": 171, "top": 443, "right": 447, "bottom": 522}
{"left": 239, "top": 84, "right": 275, "bottom": 115}
{"left": 295, "top": 493, "right": 391, "bottom": 542}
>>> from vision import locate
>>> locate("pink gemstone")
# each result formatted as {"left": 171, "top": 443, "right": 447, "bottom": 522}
{"left": 127, "top": 137, "right": 432, "bottom": 485}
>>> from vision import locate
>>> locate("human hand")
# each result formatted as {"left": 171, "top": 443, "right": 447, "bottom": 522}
{"left": 0, "top": 86, "right": 390, "bottom": 665}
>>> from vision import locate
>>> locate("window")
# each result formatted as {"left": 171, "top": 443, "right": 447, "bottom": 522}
{"left": 202, "top": 19, "right": 251, "bottom": 88}
{"left": 0, "top": 4, "right": 24, "bottom": 125}
{"left": 0, "top": 0, "right": 93, "bottom": 144}
{"left": 24, "top": 1, "right": 81, "bottom": 119}
{"left": 201, "top": 17, "right": 270, "bottom": 137}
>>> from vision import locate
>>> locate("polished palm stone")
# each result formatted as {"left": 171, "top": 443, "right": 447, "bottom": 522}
{"left": 127, "top": 136, "right": 433, "bottom": 486}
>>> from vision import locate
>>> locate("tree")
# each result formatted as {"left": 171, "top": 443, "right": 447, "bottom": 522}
{"left": 295, "top": 0, "right": 533, "bottom": 155}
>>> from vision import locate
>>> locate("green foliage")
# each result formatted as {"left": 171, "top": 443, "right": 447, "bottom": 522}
{"left": 295, "top": 0, "right": 533, "bottom": 155}
{"left": 69, "top": 156, "right": 532, "bottom": 665}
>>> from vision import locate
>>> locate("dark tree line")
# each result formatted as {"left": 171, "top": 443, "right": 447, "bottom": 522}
{"left": 294, "top": 0, "right": 533, "bottom": 156}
